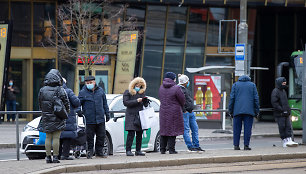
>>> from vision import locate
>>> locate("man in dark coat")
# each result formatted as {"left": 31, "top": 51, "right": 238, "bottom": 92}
{"left": 271, "top": 77, "right": 298, "bottom": 147}
{"left": 228, "top": 75, "right": 259, "bottom": 151}
{"left": 6, "top": 79, "right": 20, "bottom": 122}
{"left": 123, "top": 77, "right": 149, "bottom": 156}
{"left": 159, "top": 72, "right": 185, "bottom": 154}
{"left": 78, "top": 75, "right": 110, "bottom": 158}
{"left": 38, "top": 69, "right": 70, "bottom": 163}
{"left": 59, "top": 78, "right": 81, "bottom": 160}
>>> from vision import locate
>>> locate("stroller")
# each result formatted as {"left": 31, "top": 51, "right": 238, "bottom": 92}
{"left": 71, "top": 115, "right": 87, "bottom": 158}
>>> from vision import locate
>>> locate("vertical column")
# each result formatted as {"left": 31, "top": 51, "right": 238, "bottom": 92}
{"left": 302, "top": 49, "right": 306, "bottom": 143}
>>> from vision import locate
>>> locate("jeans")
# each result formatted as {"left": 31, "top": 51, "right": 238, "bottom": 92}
{"left": 6, "top": 100, "right": 16, "bottom": 121}
{"left": 275, "top": 116, "right": 292, "bottom": 140}
{"left": 183, "top": 112, "right": 200, "bottom": 149}
{"left": 45, "top": 131, "right": 61, "bottom": 156}
{"left": 86, "top": 123, "right": 106, "bottom": 156}
{"left": 233, "top": 115, "right": 253, "bottom": 146}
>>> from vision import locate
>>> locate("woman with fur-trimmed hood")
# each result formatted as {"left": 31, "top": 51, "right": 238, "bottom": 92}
{"left": 123, "top": 77, "right": 149, "bottom": 156}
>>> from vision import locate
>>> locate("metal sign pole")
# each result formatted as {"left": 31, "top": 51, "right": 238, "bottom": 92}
{"left": 16, "top": 113, "right": 20, "bottom": 161}
{"left": 222, "top": 91, "right": 227, "bottom": 130}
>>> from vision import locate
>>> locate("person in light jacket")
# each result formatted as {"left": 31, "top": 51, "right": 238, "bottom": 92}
{"left": 159, "top": 72, "right": 185, "bottom": 154}
{"left": 123, "top": 77, "right": 150, "bottom": 156}
{"left": 228, "top": 75, "right": 259, "bottom": 151}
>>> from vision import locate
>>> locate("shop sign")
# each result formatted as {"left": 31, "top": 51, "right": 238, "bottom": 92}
{"left": 77, "top": 55, "right": 110, "bottom": 65}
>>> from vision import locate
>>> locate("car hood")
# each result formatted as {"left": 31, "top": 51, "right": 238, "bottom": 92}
{"left": 28, "top": 117, "right": 41, "bottom": 129}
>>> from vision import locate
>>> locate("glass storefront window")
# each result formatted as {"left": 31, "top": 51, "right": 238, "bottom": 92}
{"left": 142, "top": 6, "right": 166, "bottom": 98}
{"left": 96, "top": 70, "right": 108, "bottom": 93}
{"left": 126, "top": 5, "right": 145, "bottom": 27}
{"left": 207, "top": 8, "right": 226, "bottom": 46}
{"left": 164, "top": 6, "right": 187, "bottom": 75}
{"left": 11, "top": 2, "right": 31, "bottom": 47}
{"left": 33, "top": 59, "right": 55, "bottom": 111}
{"left": 0, "top": 1, "right": 8, "bottom": 21}
{"left": 7, "top": 60, "right": 23, "bottom": 112}
{"left": 33, "top": 2, "right": 56, "bottom": 47}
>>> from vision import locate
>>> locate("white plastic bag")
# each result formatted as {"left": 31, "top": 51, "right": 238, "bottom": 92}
{"left": 139, "top": 106, "right": 155, "bottom": 130}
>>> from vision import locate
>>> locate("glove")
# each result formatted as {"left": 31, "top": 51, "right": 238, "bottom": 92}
{"left": 142, "top": 97, "right": 151, "bottom": 107}
{"left": 282, "top": 111, "right": 289, "bottom": 117}
{"left": 226, "top": 112, "right": 233, "bottom": 118}
{"left": 77, "top": 110, "right": 83, "bottom": 117}
{"left": 105, "top": 116, "right": 110, "bottom": 122}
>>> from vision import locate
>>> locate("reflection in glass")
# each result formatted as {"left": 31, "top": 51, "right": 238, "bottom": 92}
{"left": 207, "top": 8, "right": 226, "bottom": 46}
{"left": 96, "top": 70, "right": 108, "bottom": 93}
{"left": 0, "top": 2, "right": 8, "bottom": 21}
{"left": 164, "top": 7, "right": 187, "bottom": 75}
{"left": 142, "top": 6, "right": 166, "bottom": 98}
{"left": 11, "top": 2, "right": 31, "bottom": 46}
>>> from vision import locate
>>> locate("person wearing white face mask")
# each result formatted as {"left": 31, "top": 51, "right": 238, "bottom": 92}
{"left": 123, "top": 77, "right": 149, "bottom": 156}
{"left": 78, "top": 75, "right": 110, "bottom": 158}
{"left": 6, "top": 79, "right": 20, "bottom": 123}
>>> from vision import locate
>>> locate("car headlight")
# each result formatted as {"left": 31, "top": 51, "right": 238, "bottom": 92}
{"left": 23, "top": 125, "right": 38, "bottom": 132}
{"left": 291, "top": 116, "right": 299, "bottom": 122}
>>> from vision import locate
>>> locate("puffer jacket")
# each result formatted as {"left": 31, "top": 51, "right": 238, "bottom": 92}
{"left": 123, "top": 77, "right": 147, "bottom": 131}
{"left": 61, "top": 83, "right": 81, "bottom": 139}
{"left": 38, "top": 69, "right": 70, "bottom": 133}
{"left": 228, "top": 75, "right": 260, "bottom": 117}
{"left": 78, "top": 85, "right": 109, "bottom": 124}
{"left": 159, "top": 78, "right": 185, "bottom": 136}
{"left": 271, "top": 77, "right": 291, "bottom": 117}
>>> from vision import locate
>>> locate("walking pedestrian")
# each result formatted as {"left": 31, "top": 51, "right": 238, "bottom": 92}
{"left": 123, "top": 77, "right": 150, "bottom": 156}
{"left": 228, "top": 75, "right": 260, "bottom": 150}
{"left": 178, "top": 74, "right": 204, "bottom": 152}
{"left": 78, "top": 75, "right": 110, "bottom": 158}
{"left": 271, "top": 77, "right": 298, "bottom": 147}
{"left": 6, "top": 79, "right": 20, "bottom": 123}
{"left": 59, "top": 78, "right": 81, "bottom": 160}
{"left": 38, "top": 69, "right": 70, "bottom": 163}
{"left": 159, "top": 72, "right": 185, "bottom": 154}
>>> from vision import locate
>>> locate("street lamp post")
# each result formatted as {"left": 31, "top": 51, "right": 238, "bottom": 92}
{"left": 238, "top": 0, "right": 249, "bottom": 76}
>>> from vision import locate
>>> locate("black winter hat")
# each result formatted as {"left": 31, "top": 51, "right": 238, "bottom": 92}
{"left": 84, "top": 75, "right": 95, "bottom": 81}
{"left": 164, "top": 72, "right": 176, "bottom": 80}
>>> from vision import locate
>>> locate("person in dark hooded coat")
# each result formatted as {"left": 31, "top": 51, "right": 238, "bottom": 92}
{"left": 271, "top": 77, "right": 298, "bottom": 147}
{"left": 228, "top": 75, "right": 259, "bottom": 151}
{"left": 59, "top": 78, "right": 80, "bottom": 160}
{"left": 123, "top": 77, "right": 149, "bottom": 156}
{"left": 38, "top": 69, "right": 70, "bottom": 163}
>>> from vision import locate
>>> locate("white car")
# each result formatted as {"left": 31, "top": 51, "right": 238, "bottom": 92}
{"left": 20, "top": 94, "right": 161, "bottom": 159}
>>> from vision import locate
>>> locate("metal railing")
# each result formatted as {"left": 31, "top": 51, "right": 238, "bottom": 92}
{"left": 0, "top": 111, "right": 42, "bottom": 161}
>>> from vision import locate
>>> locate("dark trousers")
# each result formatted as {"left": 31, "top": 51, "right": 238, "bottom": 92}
{"left": 6, "top": 100, "right": 16, "bottom": 122}
{"left": 160, "top": 136, "right": 176, "bottom": 152}
{"left": 126, "top": 130, "right": 143, "bottom": 152}
{"left": 233, "top": 115, "right": 253, "bottom": 146}
{"left": 86, "top": 123, "right": 106, "bottom": 156}
{"left": 59, "top": 138, "right": 72, "bottom": 157}
{"left": 275, "top": 116, "right": 292, "bottom": 140}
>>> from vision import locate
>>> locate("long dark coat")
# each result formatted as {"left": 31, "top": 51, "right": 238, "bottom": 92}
{"left": 123, "top": 77, "right": 147, "bottom": 131}
{"left": 271, "top": 77, "right": 291, "bottom": 117}
{"left": 159, "top": 78, "right": 185, "bottom": 136}
{"left": 61, "top": 83, "right": 81, "bottom": 139}
{"left": 38, "top": 69, "right": 70, "bottom": 133}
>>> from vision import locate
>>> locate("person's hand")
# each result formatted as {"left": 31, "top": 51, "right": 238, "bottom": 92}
{"left": 255, "top": 113, "right": 259, "bottom": 119}
{"left": 105, "top": 116, "right": 110, "bottom": 122}
{"left": 282, "top": 111, "right": 289, "bottom": 117}
{"left": 137, "top": 98, "right": 143, "bottom": 102}
{"left": 77, "top": 110, "right": 83, "bottom": 117}
{"left": 226, "top": 112, "right": 233, "bottom": 118}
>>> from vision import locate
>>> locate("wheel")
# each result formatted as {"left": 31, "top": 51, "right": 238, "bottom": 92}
{"left": 73, "top": 151, "right": 81, "bottom": 159}
{"left": 102, "top": 135, "right": 111, "bottom": 156}
{"left": 154, "top": 132, "right": 160, "bottom": 152}
{"left": 26, "top": 152, "right": 46, "bottom": 160}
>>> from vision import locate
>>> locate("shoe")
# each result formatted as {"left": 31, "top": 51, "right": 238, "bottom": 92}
{"left": 96, "top": 154, "right": 108, "bottom": 158}
{"left": 169, "top": 151, "right": 178, "bottom": 154}
{"left": 135, "top": 151, "right": 145, "bottom": 156}
{"left": 52, "top": 156, "right": 60, "bottom": 163}
{"left": 195, "top": 147, "right": 205, "bottom": 152}
{"left": 188, "top": 148, "right": 198, "bottom": 152}
{"left": 126, "top": 151, "right": 134, "bottom": 156}
{"left": 60, "top": 156, "right": 74, "bottom": 160}
{"left": 286, "top": 137, "right": 298, "bottom": 147}
{"left": 234, "top": 146, "right": 240, "bottom": 150}
{"left": 45, "top": 156, "right": 52, "bottom": 163}
{"left": 244, "top": 145, "right": 251, "bottom": 150}
{"left": 160, "top": 150, "right": 166, "bottom": 154}
{"left": 87, "top": 150, "right": 93, "bottom": 159}
{"left": 282, "top": 138, "right": 288, "bottom": 147}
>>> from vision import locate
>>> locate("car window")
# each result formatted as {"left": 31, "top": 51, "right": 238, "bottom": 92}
{"left": 111, "top": 98, "right": 126, "bottom": 111}
{"left": 150, "top": 101, "right": 160, "bottom": 112}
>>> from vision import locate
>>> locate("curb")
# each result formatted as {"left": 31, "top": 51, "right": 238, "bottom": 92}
{"left": 34, "top": 152, "right": 306, "bottom": 174}
{"left": 0, "top": 144, "right": 16, "bottom": 149}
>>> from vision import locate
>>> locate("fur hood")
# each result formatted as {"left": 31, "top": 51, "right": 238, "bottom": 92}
{"left": 128, "top": 77, "right": 146, "bottom": 95}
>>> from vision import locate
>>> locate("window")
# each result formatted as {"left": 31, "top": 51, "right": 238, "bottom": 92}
{"left": 0, "top": 1, "right": 8, "bottom": 21}
{"left": 111, "top": 98, "right": 126, "bottom": 111}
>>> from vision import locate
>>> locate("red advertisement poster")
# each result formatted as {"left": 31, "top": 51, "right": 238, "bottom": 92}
{"left": 193, "top": 75, "right": 221, "bottom": 120}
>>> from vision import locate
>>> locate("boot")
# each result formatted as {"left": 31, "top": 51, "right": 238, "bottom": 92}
{"left": 244, "top": 145, "right": 251, "bottom": 150}
{"left": 45, "top": 156, "right": 52, "bottom": 163}
{"left": 287, "top": 137, "right": 298, "bottom": 147}
{"left": 282, "top": 138, "right": 288, "bottom": 147}
{"left": 126, "top": 151, "right": 134, "bottom": 156}
{"left": 52, "top": 156, "right": 60, "bottom": 163}
{"left": 135, "top": 151, "right": 145, "bottom": 156}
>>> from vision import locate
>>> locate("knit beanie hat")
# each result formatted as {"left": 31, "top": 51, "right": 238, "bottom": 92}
{"left": 164, "top": 72, "right": 176, "bottom": 80}
{"left": 178, "top": 74, "right": 189, "bottom": 85}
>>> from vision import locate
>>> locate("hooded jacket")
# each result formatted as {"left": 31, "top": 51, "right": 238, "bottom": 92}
{"left": 61, "top": 83, "right": 81, "bottom": 139}
{"left": 228, "top": 75, "right": 260, "bottom": 116}
{"left": 271, "top": 77, "right": 291, "bottom": 117}
{"left": 179, "top": 85, "right": 194, "bottom": 113}
{"left": 38, "top": 69, "right": 70, "bottom": 133}
{"left": 159, "top": 78, "right": 185, "bottom": 136}
{"left": 123, "top": 77, "right": 147, "bottom": 131}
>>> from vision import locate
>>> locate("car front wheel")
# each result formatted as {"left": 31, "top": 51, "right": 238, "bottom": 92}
{"left": 154, "top": 132, "right": 160, "bottom": 152}
{"left": 102, "top": 135, "right": 112, "bottom": 156}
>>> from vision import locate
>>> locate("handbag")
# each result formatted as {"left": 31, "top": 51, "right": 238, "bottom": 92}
{"left": 53, "top": 87, "right": 68, "bottom": 120}
{"left": 139, "top": 106, "right": 155, "bottom": 130}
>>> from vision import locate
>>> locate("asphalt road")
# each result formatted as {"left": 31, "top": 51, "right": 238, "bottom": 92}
{"left": 0, "top": 136, "right": 301, "bottom": 161}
